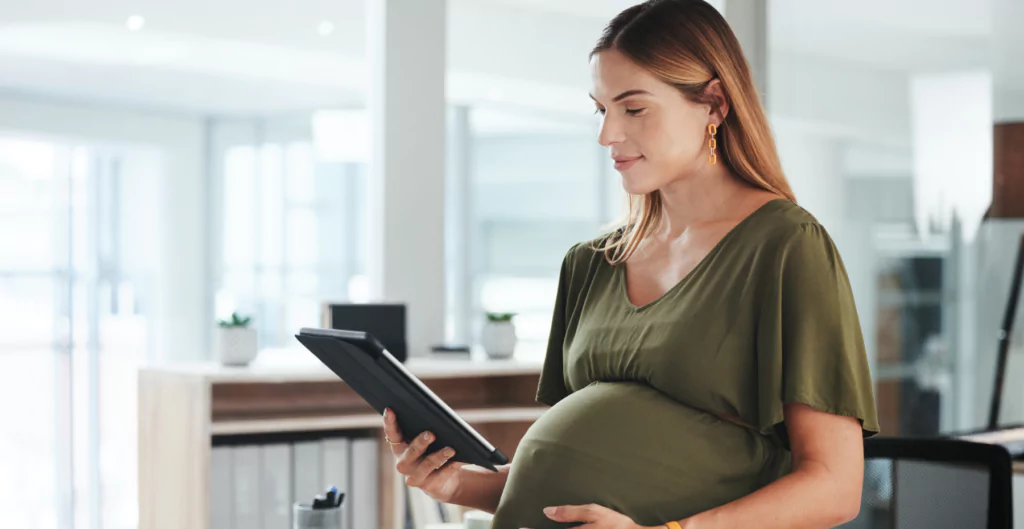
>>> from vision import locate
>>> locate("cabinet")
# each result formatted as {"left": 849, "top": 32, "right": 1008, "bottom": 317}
{"left": 138, "top": 356, "right": 544, "bottom": 529}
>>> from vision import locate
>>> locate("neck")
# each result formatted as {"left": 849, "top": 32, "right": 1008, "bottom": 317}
{"left": 653, "top": 162, "right": 750, "bottom": 239}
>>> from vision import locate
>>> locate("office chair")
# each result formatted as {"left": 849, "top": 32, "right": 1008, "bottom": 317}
{"left": 838, "top": 437, "right": 1013, "bottom": 529}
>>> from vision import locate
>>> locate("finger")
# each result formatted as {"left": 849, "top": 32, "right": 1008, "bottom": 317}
{"left": 395, "top": 430, "right": 434, "bottom": 475}
{"left": 543, "top": 504, "right": 602, "bottom": 523}
{"left": 406, "top": 446, "right": 456, "bottom": 487}
{"left": 382, "top": 408, "right": 408, "bottom": 457}
{"left": 426, "top": 459, "right": 465, "bottom": 483}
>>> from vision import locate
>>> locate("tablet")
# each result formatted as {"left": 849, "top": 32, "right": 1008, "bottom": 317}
{"left": 295, "top": 327, "right": 509, "bottom": 471}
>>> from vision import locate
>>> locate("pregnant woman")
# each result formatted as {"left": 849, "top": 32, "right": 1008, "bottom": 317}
{"left": 383, "top": 1, "right": 880, "bottom": 528}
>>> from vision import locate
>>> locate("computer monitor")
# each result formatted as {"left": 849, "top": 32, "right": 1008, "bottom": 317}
{"left": 322, "top": 303, "right": 408, "bottom": 362}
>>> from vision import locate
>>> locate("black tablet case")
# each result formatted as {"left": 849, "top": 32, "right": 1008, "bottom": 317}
{"left": 295, "top": 329, "right": 509, "bottom": 471}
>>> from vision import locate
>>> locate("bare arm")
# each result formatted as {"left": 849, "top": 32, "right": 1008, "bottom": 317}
{"left": 449, "top": 463, "right": 511, "bottom": 514}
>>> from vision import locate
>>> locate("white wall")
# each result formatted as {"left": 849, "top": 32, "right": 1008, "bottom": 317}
{"left": 994, "top": 0, "right": 1024, "bottom": 122}
{"left": 770, "top": 52, "right": 911, "bottom": 148}
{"left": 0, "top": 93, "right": 209, "bottom": 363}
{"left": 448, "top": 3, "right": 601, "bottom": 97}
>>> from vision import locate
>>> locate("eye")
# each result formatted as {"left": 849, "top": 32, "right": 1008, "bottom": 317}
{"left": 594, "top": 108, "right": 606, "bottom": 116}
{"left": 625, "top": 108, "right": 646, "bottom": 116}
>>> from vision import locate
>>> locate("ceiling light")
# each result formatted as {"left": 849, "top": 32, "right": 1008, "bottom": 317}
{"left": 126, "top": 15, "right": 145, "bottom": 31}
{"left": 318, "top": 20, "right": 335, "bottom": 36}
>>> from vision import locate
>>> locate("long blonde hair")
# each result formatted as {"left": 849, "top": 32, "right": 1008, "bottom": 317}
{"left": 593, "top": 0, "right": 795, "bottom": 264}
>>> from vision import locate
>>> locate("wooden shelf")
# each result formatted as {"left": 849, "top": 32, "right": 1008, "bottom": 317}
{"left": 210, "top": 406, "right": 548, "bottom": 436}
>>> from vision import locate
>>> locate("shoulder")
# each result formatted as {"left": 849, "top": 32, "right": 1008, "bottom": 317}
{"left": 751, "top": 199, "right": 836, "bottom": 251}
{"left": 563, "top": 230, "right": 619, "bottom": 265}
{"left": 751, "top": 200, "right": 844, "bottom": 275}
{"left": 753, "top": 198, "right": 820, "bottom": 234}
{"left": 555, "top": 230, "right": 620, "bottom": 285}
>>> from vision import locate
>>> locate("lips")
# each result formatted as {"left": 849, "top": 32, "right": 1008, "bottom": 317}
{"left": 612, "top": 155, "right": 643, "bottom": 171}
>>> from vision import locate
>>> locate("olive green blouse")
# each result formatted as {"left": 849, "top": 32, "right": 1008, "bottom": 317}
{"left": 489, "top": 198, "right": 880, "bottom": 529}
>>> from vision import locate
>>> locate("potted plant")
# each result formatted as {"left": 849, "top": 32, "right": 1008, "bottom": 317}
{"left": 216, "top": 312, "right": 258, "bottom": 366}
{"left": 481, "top": 312, "right": 517, "bottom": 359}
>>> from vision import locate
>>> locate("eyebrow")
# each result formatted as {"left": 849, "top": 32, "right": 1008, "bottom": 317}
{"left": 589, "top": 89, "right": 653, "bottom": 103}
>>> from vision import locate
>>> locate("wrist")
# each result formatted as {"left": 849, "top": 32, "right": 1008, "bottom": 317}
{"left": 444, "top": 466, "right": 470, "bottom": 504}
{"left": 448, "top": 464, "right": 506, "bottom": 511}
{"left": 676, "top": 517, "right": 700, "bottom": 529}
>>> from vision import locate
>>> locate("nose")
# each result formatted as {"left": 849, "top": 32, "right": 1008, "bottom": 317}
{"left": 597, "top": 113, "right": 624, "bottom": 147}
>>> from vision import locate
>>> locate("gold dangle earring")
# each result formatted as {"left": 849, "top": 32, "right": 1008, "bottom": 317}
{"left": 707, "top": 123, "right": 718, "bottom": 165}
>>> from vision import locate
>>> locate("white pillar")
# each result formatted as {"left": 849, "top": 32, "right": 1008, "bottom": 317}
{"left": 908, "top": 73, "right": 992, "bottom": 242}
{"left": 366, "top": 0, "right": 447, "bottom": 357}
{"left": 725, "top": 0, "right": 769, "bottom": 107}
{"left": 154, "top": 121, "right": 208, "bottom": 363}
{"left": 445, "top": 106, "right": 473, "bottom": 346}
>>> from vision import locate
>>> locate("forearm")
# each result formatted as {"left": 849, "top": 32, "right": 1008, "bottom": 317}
{"left": 679, "top": 466, "right": 857, "bottom": 529}
{"left": 448, "top": 464, "right": 511, "bottom": 514}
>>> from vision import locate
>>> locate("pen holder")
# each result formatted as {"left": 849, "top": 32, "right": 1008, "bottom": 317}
{"left": 292, "top": 502, "right": 343, "bottom": 529}
{"left": 463, "top": 509, "right": 493, "bottom": 529}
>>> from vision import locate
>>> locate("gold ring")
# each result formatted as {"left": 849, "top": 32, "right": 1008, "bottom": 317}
{"left": 384, "top": 436, "right": 396, "bottom": 445}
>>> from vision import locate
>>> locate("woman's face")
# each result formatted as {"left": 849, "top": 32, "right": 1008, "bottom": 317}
{"left": 590, "top": 48, "right": 716, "bottom": 196}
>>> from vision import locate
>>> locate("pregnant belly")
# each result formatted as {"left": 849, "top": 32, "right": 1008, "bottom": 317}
{"left": 490, "top": 382, "right": 786, "bottom": 529}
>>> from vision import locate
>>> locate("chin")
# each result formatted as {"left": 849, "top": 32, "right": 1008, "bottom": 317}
{"left": 620, "top": 172, "right": 660, "bottom": 196}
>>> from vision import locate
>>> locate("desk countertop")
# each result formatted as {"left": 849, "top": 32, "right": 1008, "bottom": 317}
{"left": 140, "top": 347, "right": 544, "bottom": 384}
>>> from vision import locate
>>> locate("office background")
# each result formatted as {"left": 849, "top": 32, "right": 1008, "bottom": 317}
{"left": 1, "top": 0, "right": 1022, "bottom": 527}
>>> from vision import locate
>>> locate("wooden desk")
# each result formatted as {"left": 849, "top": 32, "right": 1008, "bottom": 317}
{"left": 138, "top": 354, "right": 544, "bottom": 529}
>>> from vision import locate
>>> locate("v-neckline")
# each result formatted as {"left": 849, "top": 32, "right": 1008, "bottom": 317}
{"left": 616, "top": 198, "right": 787, "bottom": 311}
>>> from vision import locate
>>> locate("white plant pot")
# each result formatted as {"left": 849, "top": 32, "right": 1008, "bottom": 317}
{"left": 481, "top": 321, "right": 516, "bottom": 359}
{"left": 216, "top": 327, "right": 258, "bottom": 366}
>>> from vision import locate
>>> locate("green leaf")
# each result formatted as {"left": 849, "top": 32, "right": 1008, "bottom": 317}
{"left": 218, "top": 311, "right": 252, "bottom": 328}
{"left": 485, "top": 312, "right": 516, "bottom": 322}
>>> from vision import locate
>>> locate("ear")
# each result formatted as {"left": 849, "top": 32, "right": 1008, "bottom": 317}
{"left": 703, "top": 78, "right": 730, "bottom": 126}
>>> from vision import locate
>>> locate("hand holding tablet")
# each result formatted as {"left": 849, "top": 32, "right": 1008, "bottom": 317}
{"left": 381, "top": 407, "right": 468, "bottom": 503}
